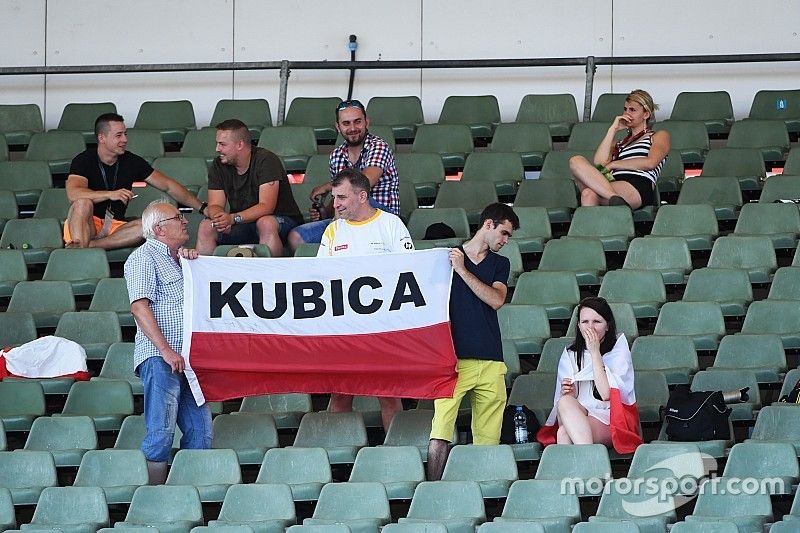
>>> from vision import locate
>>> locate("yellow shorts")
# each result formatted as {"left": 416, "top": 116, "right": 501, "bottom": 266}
{"left": 430, "top": 359, "right": 507, "bottom": 445}
{"left": 63, "top": 216, "right": 127, "bottom": 244}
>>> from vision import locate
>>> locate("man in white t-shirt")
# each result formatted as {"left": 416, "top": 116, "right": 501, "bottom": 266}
{"left": 317, "top": 168, "right": 414, "bottom": 429}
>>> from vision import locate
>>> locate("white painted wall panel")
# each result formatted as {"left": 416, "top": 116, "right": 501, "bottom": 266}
{"left": 0, "top": 0, "right": 46, "bottom": 109}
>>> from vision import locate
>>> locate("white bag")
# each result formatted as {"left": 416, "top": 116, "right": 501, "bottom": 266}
{"left": 0, "top": 336, "right": 88, "bottom": 378}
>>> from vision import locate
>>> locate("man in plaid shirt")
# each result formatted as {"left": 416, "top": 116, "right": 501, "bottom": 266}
{"left": 124, "top": 201, "right": 211, "bottom": 484}
{"left": 287, "top": 99, "right": 400, "bottom": 252}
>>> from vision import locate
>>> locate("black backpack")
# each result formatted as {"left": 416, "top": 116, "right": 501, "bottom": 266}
{"left": 500, "top": 404, "right": 540, "bottom": 444}
{"left": 664, "top": 385, "right": 731, "bottom": 441}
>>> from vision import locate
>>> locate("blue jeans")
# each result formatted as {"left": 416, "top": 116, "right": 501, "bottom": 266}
{"left": 292, "top": 198, "right": 390, "bottom": 244}
{"left": 138, "top": 356, "right": 212, "bottom": 462}
{"left": 217, "top": 215, "right": 299, "bottom": 245}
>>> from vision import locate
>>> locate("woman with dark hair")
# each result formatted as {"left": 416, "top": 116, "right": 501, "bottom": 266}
{"left": 537, "top": 297, "right": 642, "bottom": 452}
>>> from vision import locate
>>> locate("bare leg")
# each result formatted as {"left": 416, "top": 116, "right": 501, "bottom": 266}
{"left": 556, "top": 425, "right": 573, "bottom": 444}
{"left": 88, "top": 219, "right": 144, "bottom": 250}
{"left": 426, "top": 438, "right": 449, "bottom": 481}
{"left": 256, "top": 216, "right": 284, "bottom": 257}
{"left": 570, "top": 155, "right": 644, "bottom": 208}
{"left": 65, "top": 199, "right": 96, "bottom": 248}
{"left": 378, "top": 397, "right": 403, "bottom": 433}
{"left": 329, "top": 393, "right": 354, "bottom": 412}
{"left": 286, "top": 229, "right": 305, "bottom": 255}
{"left": 195, "top": 219, "right": 219, "bottom": 255}
{"left": 556, "top": 395, "right": 594, "bottom": 444}
{"left": 587, "top": 416, "right": 613, "bottom": 446}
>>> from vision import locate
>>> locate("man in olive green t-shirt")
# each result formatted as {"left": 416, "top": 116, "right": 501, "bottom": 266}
{"left": 196, "top": 119, "right": 303, "bottom": 257}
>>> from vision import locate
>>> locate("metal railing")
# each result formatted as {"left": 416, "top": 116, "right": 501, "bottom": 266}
{"left": 3, "top": 53, "right": 799, "bottom": 123}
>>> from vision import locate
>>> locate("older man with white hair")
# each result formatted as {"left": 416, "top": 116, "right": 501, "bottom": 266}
{"left": 124, "top": 200, "right": 211, "bottom": 484}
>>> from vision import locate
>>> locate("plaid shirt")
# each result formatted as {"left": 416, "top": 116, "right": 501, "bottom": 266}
{"left": 329, "top": 132, "right": 399, "bottom": 215}
{"left": 124, "top": 239, "right": 185, "bottom": 371}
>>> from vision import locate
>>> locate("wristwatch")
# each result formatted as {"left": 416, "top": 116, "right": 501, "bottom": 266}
{"left": 233, "top": 213, "right": 243, "bottom": 225}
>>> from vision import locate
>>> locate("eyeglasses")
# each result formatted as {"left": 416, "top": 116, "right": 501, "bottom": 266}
{"left": 336, "top": 99, "right": 366, "bottom": 112}
{"left": 157, "top": 214, "right": 187, "bottom": 225}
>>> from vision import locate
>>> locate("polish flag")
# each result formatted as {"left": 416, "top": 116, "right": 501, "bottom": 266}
{"left": 0, "top": 336, "right": 91, "bottom": 381}
{"left": 181, "top": 249, "right": 458, "bottom": 404}
{"left": 536, "top": 334, "right": 642, "bottom": 454}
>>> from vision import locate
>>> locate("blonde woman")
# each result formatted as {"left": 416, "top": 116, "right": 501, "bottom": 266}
{"left": 570, "top": 89, "right": 670, "bottom": 209}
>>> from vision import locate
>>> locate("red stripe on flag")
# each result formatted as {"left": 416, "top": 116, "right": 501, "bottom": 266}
{"left": 189, "top": 322, "right": 458, "bottom": 401}
{"left": 609, "top": 387, "right": 643, "bottom": 453}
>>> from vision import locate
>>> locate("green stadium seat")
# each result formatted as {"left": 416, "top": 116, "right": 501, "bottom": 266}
{"left": 684, "top": 476, "right": 772, "bottom": 531}
{"left": 785, "top": 148, "right": 800, "bottom": 174}
{"left": 0, "top": 487, "right": 14, "bottom": 531}
{"left": 460, "top": 152, "right": 523, "bottom": 197}
{"left": 302, "top": 154, "right": 333, "bottom": 185}
{"left": 589, "top": 477, "right": 677, "bottom": 532}
{"left": 73, "top": 449, "right": 148, "bottom": 504}
{"left": 177, "top": 128, "right": 218, "bottom": 165}
{"left": 0, "top": 249, "right": 26, "bottom": 298}
{"left": 733, "top": 202, "right": 800, "bottom": 249}
{"left": 411, "top": 124, "right": 474, "bottom": 170}
{"left": 434, "top": 180, "right": 499, "bottom": 224}
{"left": 748, "top": 89, "right": 800, "bottom": 134}
{"left": 54, "top": 311, "right": 121, "bottom": 360}
{"left": 538, "top": 238, "right": 605, "bottom": 285}
{"left": 166, "top": 449, "right": 242, "bottom": 502}
{"left": 0, "top": 104, "right": 43, "bottom": 147}
{"left": 509, "top": 206, "right": 551, "bottom": 254}
{"left": 294, "top": 242, "right": 320, "bottom": 257}
{"left": 442, "top": 444, "right": 518, "bottom": 498}
{"left": 537, "top": 337, "right": 573, "bottom": 373}
{"left": 208, "top": 483, "right": 296, "bottom": 532}
{"left": 134, "top": 100, "right": 196, "bottom": 144}
{"left": 722, "top": 441, "right": 797, "bottom": 494}
{"left": 211, "top": 413, "right": 278, "bottom": 465}
{"left": 406, "top": 207, "right": 470, "bottom": 247}
{"left": 92, "top": 342, "right": 143, "bottom": 394}
{"left": 366, "top": 96, "right": 424, "bottom": 142}
{"left": 669, "top": 91, "right": 734, "bottom": 136}
{"left": 653, "top": 301, "right": 726, "bottom": 350}
{"left": 652, "top": 120, "right": 709, "bottom": 163}
{"left": 438, "top": 95, "right": 501, "bottom": 139}
{"left": 0, "top": 135, "right": 7, "bottom": 162}
{"left": 633, "top": 370, "right": 670, "bottom": 423}
{"left": 399, "top": 480, "right": 485, "bottom": 532}
{"left": 566, "top": 206, "right": 634, "bottom": 251}
{"left": 0, "top": 161, "right": 54, "bottom": 207}
{"left": 691, "top": 369, "right": 760, "bottom": 421}
{"left": 700, "top": 148, "right": 765, "bottom": 191}
{"left": 114, "top": 415, "right": 181, "bottom": 452}
{"left": 657, "top": 149, "right": 687, "bottom": 194}
{"left": 507, "top": 373, "right": 557, "bottom": 427}
{"left": 565, "top": 303, "right": 638, "bottom": 341}
{"left": 387, "top": 523, "right": 450, "bottom": 533}
{"left": 649, "top": 204, "right": 718, "bottom": 251}
{"left": 0, "top": 311, "right": 37, "bottom": 348}
{"left": 591, "top": 93, "right": 628, "bottom": 122}
{"left": 488, "top": 123, "right": 552, "bottom": 167}
{"left": 24, "top": 132, "right": 86, "bottom": 174}
{"left": 502, "top": 340, "right": 521, "bottom": 388}
{"left": 498, "top": 304, "right": 550, "bottom": 355}
{"left": 393, "top": 153, "right": 444, "bottom": 201}
{"left": 759, "top": 174, "right": 800, "bottom": 203}
{"left": 24, "top": 415, "right": 98, "bottom": 467}
{"left": 676, "top": 177, "right": 742, "bottom": 221}
{"left": 210, "top": 98, "right": 272, "bottom": 140}
{"left": 292, "top": 412, "right": 367, "bottom": 464}
{"left": 398, "top": 178, "right": 417, "bottom": 223}
{"left": 348, "top": 446, "right": 424, "bottom": 500}
{"left": 153, "top": 156, "right": 210, "bottom": 195}
{"left": 707, "top": 235, "right": 776, "bottom": 283}
{"left": 741, "top": 300, "right": 800, "bottom": 349}
{"left": 258, "top": 126, "right": 317, "bottom": 172}
{"left": 512, "top": 179, "right": 577, "bottom": 224}
{"left": 0, "top": 189, "right": 16, "bottom": 235}
{"left": 0, "top": 380, "right": 45, "bottom": 431}
{"left": 256, "top": 447, "right": 331, "bottom": 501}
{"left": 727, "top": 119, "right": 790, "bottom": 162}
{"left": 567, "top": 122, "right": 626, "bottom": 150}
{"left": 57, "top": 380, "right": 133, "bottom": 430}
{"left": 23, "top": 485, "right": 109, "bottom": 532}
{"left": 535, "top": 444, "right": 611, "bottom": 496}
{"left": 124, "top": 129, "right": 165, "bottom": 164}
{"left": 116, "top": 485, "right": 204, "bottom": 533}
{"left": 493, "top": 479, "right": 580, "bottom": 531}
{"left": 382, "top": 410, "right": 444, "bottom": 461}
{"left": 8, "top": 280, "right": 75, "bottom": 328}
{"left": 511, "top": 271, "right": 580, "bottom": 320}
{"left": 769, "top": 266, "right": 800, "bottom": 300}
{"left": 0, "top": 218, "right": 63, "bottom": 265}
{"left": 0, "top": 450, "right": 57, "bottom": 505}
{"left": 57, "top": 102, "right": 116, "bottom": 143}
{"left": 33, "top": 188, "right": 69, "bottom": 220}
{"left": 237, "top": 393, "right": 312, "bottom": 429}
{"left": 598, "top": 269, "right": 666, "bottom": 319}
{"left": 516, "top": 94, "right": 578, "bottom": 138}
{"left": 539, "top": 150, "right": 594, "bottom": 180}
{"left": 42, "top": 248, "right": 109, "bottom": 296}
{"left": 284, "top": 97, "right": 342, "bottom": 142}
{"left": 291, "top": 182, "right": 321, "bottom": 223}
{"left": 682, "top": 268, "right": 752, "bottom": 316}
{"left": 304, "top": 481, "right": 391, "bottom": 532}
{"left": 89, "top": 278, "right": 134, "bottom": 327}
{"left": 748, "top": 405, "right": 800, "bottom": 454}
{"left": 125, "top": 184, "right": 175, "bottom": 218}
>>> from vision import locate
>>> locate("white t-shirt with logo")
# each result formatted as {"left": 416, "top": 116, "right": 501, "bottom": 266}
{"left": 317, "top": 209, "right": 414, "bottom": 257}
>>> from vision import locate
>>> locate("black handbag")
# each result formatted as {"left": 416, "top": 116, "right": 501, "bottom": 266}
{"left": 664, "top": 385, "right": 731, "bottom": 441}
{"left": 779, "top": 379, "right": 800, "bottom": 404}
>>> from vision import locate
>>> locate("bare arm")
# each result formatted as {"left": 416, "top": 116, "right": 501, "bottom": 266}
{"left": 593, "top": 116, "right": 629, "bottom": 166}
{"left": 66, "top": 174, "right": 134, "bottom": 204}
{"left": 145, "top": 170, "right": 202, "bottom": 211}
{"left": 607, "top": 130, "right": 671, "bottom": 172}
{"left": 130, "top": 298, "right": 185, "bottom": 373}
{"left": 580, "top": 324, "right": 611, "bottom": 400}
{"left": 450, "top": 248, "right": 507, "bottom": 310}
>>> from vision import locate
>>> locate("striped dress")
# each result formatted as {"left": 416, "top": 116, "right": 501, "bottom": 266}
{"left": 611, "top": 132, "right": 665, "bottom": 184}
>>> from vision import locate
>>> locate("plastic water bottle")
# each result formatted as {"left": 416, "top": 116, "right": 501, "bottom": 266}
{"left": 513, "top": 406, "right": 528, "bottom": 443}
